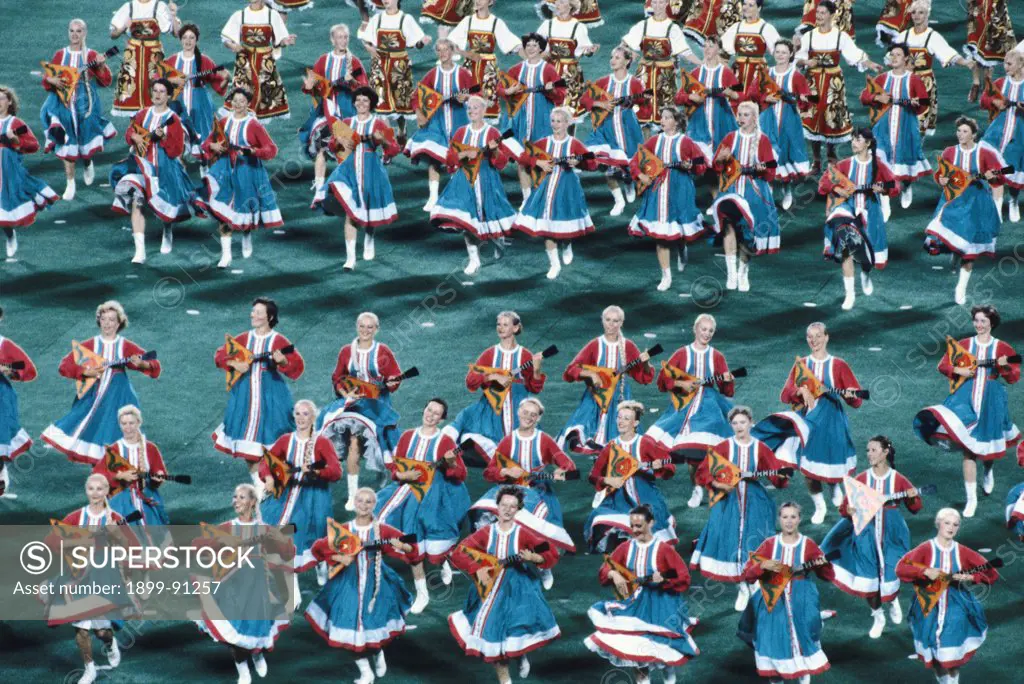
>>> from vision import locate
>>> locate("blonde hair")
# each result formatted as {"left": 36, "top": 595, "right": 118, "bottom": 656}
{"left": 96, "top": 300, "right": 128, "bottom": 331}
{"left": 617, "top": 400, "right": 645, "bottom": 421}
{"left": 551, "top": 106, "right": 574, "bottom": 123}
{"left": 1005, "top": 51, "right": 1024, "bottom": 68}
{"left": 737, "top": 101, "right": 760, "bottom": 129}
{"left": 234, "top": 483, "right": 262, "bottom": 522}
{"left": 356, "top": 311, "right": 380, "bottom": 328}
{"left": 728, "top": 405, "right": 753, "bottom": 422}
{"left": 692, "top": 313, "right": 717, "bottom": 335}
{"left": 466, "top": 94, "right": 490, "bottom": 111}
{"left": 85, "top": 472, "right": 111, "bottom": 494}
{"left": 806, "top": 321, "right": 828, "bottom": 336}
{"left": 601, "top": 306, "right": 627, "bottom": 364}
{"left": 520, "top": 397, "right": 545, "bottom": 416}
{"left": 294, "top": 398, "right": 318, "bottom": 415}
{"left": 117, "top": 405, "right": 143, "bottom": 425}
{"left": 330, "top": 23, "right": 350, "bottom": 38}
{"left": 908, "top": 0, "right": 930, "bottom": 15}
{"left": 935, "top": 507, "right": 961, "bottom": 528}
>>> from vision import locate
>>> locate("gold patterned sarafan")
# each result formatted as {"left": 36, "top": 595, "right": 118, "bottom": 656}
{"left": 548, "top": 38, "right": 583, "bottom": 113}
{"left": 823, "top": 72, "right": 850, "bottom": 132}
{"left": 116, "top": 44, "right": 139, "bottom": 103}
{"left": 967, "top": 0, "right": 1017, "bottom": 62}
{"left": 879, "top": 0, "right": 904, "bottom": 20}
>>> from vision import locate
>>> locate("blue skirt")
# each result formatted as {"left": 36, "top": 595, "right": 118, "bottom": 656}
{"left": 761, "top": 103, "right": 810, "bottom": 180}
{"left": 446, "top": 384, "right": 533, "bottom": 458}
{"left": 913, "top": 377, "right": 1019, "bottom": 459}
{"left": 688, "top": 99, "right": 737, "bottom": 161}
{"left": 406, "top": 104, "right": 468, "bottom": 164}
{"left": 924, "top": 183, "right": 1001, "bottom": 259}
{"left": 110, "top": 153, "right": 194, "bottom": 223}
{"left": 376, "top": 476, "right": 471, "bottom": 562}
{"left": 500, "top": 97, "right": 554, "bottom": 144}
{"left": 982, "top": 112, "right": 1024, "bottom": 182}
{"left": 430, "top": 163, "right": 516, "bottom": 239}
{"left": 317, "top": 395, "right": 399, "bottom": 473}
{"left": 314, "top": 147, "right": 397, "bottom": 227}
{"left": 198, "top": 155, "right": 283, "bottom": 230}
{"left": 628, "top": 169, "right": 707, "bottom": 241}
{"left": 1006, "top": 482, "right": 1024, "bottom": 539}
{"left": 109, "top": 483, "right": 171, "bottom": 547}
{"left": 557, "top": 383, "right": 635, "bottom": 451}
{"left": 0, "top": 378, "right": 31, "bottom": 458}
{"left": 174, "top": 88, "right": 218, "bottom": 158}
{"left": 691, "top": 482, "right": 778, "bottom": 582}
{"left": 44, "top": 372, "right": 140, "bottom": 464}
{"left": 586, "top": 475, "right": 675, "bottom": 552}
{"left": 513, "top": 168, "right": 594, "bottom": 239}
{"left": 907, "top": 585, "right": 987, "bottom": 668}
{"left": 737, "top": 580, "right": 829, "bottom": 678}
{"left": 217, "top": 371, "right": 295, "bottom": 459}
{"left": 646, "top": 386, "right": 734, "bottom": 450}
{"left": 261, "top": 481, "right": 334, "bottom": 570}
{"left": 196, "top": 555, "right": 290, "bottom": 650}
{"left": 305, "top": 555, "right": 412, "bottom": 651}
{"left": 821, "top": 509, "right": 908, "bottom": 601}
{"left": 0, "top": 149, "right": 58, "bottom": 227}
{"left": 46, "top": 561, "right": 138, "bottom": 626}
{"left": 449, "top": 564, "right": 560, "bottom": 661}
{"left": 39, "top": 89, "right": 117, "bottom": 161}
{"left": 585, "top": 587, "right": 699, "bottom": 668}
{"left": 792, "top": 396, "right": 856, "bottom": 483}
{"left": 709, "top": 178, "right": 780, "bottom": 254}
{"left": 585, "top": 109, "right": 643, "bottom": 167}
{"left": 826, "top": 196, "right": 888, "bottom": 267}
{"left": 874, "top": 108, "right": 930, "bottom": 179}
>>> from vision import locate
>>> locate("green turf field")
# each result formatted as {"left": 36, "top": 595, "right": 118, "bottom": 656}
{"left": 2, "top": 0, "right": 1024, "bottom": 681}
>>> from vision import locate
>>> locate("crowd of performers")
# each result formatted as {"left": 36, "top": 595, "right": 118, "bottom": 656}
{"left": 6, "top": 297, "right": 1022, "bottom": 683}
{"left": 1, "top": 0, "right": 1023, "bottom": 305}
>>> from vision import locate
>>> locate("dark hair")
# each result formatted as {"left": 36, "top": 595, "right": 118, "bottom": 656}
{"left": 522, "top": 32, "right": 547, "bottom": 52}
{"left": 150, "top": 77, "right": 174, "bottom": 94}
{"left": 869, "top": 434, "right": 896, "bottom": 466}
{"left": 955, "top": 115, "right": 979, "bottom": 137}
{"left": 660, "top": 107, "right": 687, "bottom": 133}
{"left": 252, "top": 297, "right": 279, "bottom": 328}
{"left": 496, "top": 485, "right": 524, "bottom": 509}
{"left": 852, "top": 127, "right": 879, "bottom": 192}
{"left": 971, "top": 304, "right": 1001, "bottom": 330}
{"left": 227, "top": 86, "right": 253, "bottom": 103}
{"left": 887, "top": 43, "right": 910, "bottom": 59}
{"left": 819, "top": 0, "right": 837, "bottom": 14}
{"left": 0, "top": 305, "right": 4, "bottom": 320}
{"left": 629, "top": 504, "right": 654, "bottom": 522}
{"left": 179, "top": 23, "right": 203, "bottom": 76}
{"left": 426, "top": 397, "right": 449, "bottom": 419}
{"left": 352, "top": 85, "right": 379, "bottom": 110}
{"left": 775, "top": 38, "right": 795, "bottom": 54}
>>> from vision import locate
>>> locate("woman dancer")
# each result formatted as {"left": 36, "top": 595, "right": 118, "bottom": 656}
{"left": 221, "top": 0, "right": 295, "bottom": 120}
{"left": 980, "top": 50, "right": 1024, "bottom": 222}
{"left": 109, "top": 0, "right": 179, "bottom": 117}
{"left": 0, "top": 305, "right": 37, "bottom": 496}
{"left": 164, "top": 24, "right": 229, "bottom": 167}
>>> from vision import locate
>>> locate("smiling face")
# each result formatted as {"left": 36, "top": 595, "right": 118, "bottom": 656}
{"left": 650, "top": 0, "right": 668, "bottom": 17}
{"left": 356, "top": 314, "right": 378, "bottom": 343}
{"left": 730, "top": 412, "right": 752, "bottom": 438}
{"left": 233, "top": 486, "right": 256, "bottom": 517}
{"left": 68, "top": 22, "right": 85, "bottom": 48}
{"left": 742, "top": 0, "right": 759, "bottom": 21}
{"left": 473, "top": 0, "right": 489, "bottom": 11}
{"left": 517, "top": 401, "right": 541, "bottom": 430}
{"left": 779, "top": 506, "right": 800, "bottom": 534}
{"left": 293, "top": 403, "right": 314, "bottom": 432}
{"left": 331, "top": 27, "right": 350, "bottom": 52}
{"left": 888, "top": 47, "right": 909, "bottom": 70}
{"left": 610, "top": 48, "right": 627, "bottom": 72}
{"left": 910, "top": 4, "right": 928, "bottom": 26}
{"left": 773, "top": 42, "right": 793, "bottom": 66}
{"left": 250, "top": 303, "right": 269, "bottom": 330}
{"left": 150, "top": 83, "right": 169, "bottom": 107}
{"left": 694, "top": 319, "right": 716, "bottom": 346}
{"left": 805, "top": 325, "right": 828, "bottom": 354}
{"left": 956, "top": 123, "right": 975, "bottom": 146}
{"left": 496, "top": 493, "right": 520, "bottom": 523}
{"left": 973, "top": 311, "right": 993, "bottom": 336}
{"left": 0, "top": 92, "right": 10, "bottom": 117}
{"left": 550, "top": 110, "right": 569, "bottom": 136}
{"left": 354, "top": 489, "right": 376, "bottom": 516}
{"left": 98, "top": 309, "right": 121, "bottom": 337}
{"left": 467, "top": 97, "right": 485, "bottom": 122}
{"left": 602, "top": 309, "right": 624, "bottom": 337}
{"left": 496, "top": 314, "right": 518, "bottom": 341}
{"left": 524, "top": 39, "right": 542, "bottom": 60}
{"left": 629, "top": 513, "right": 652, "bottom": 539}
{"left": 119, "top": 412, "right": 141, "bottom": 441}
{"left": 86, "top": 476, "right": 109, "bottom": 505}
{"left": 180, "top": 29, "right": 197, "bottom": 52}
{"left": 815, "top": 5, "right": 831, "bottom": 27}
{"left": 355, "top": 94, "right": 372, "bottom": 115}
{"left": 866, "top": 439, "right": 888, "bottom": 468}
{"left": 936, "top": 514, "right": 960, "bottom": 541}
{"left": 422, "top": 400, "right": 445, "bottom": 429}
{"left": 436, "top": 40, "right": 453, "bottom": 64}
{"left": 851, "top": 134, "right": 869, "bottom": 155}
{"left": 616, "top": 407, "right": 639, "bottom": 435}
{"left": 231, "top": 92, "right": 249, "bottom": 115}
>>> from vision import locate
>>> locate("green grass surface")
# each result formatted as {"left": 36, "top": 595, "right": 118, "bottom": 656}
{"left": 2, "top": 0, "right": 1024, "bottom": 682}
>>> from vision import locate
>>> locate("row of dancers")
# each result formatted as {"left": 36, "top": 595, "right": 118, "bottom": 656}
{"left": 2, "top": 2, "right": 1023, "bottom": 304}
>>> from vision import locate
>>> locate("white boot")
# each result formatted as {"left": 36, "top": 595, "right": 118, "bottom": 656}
{"left": 423, "top": 180, "right": 439, "bottom": 212}
{"left": 518, "top": 655, "right": 530, "bottom": 679}
{"left": 831, "top": 483, "right": 844, "bottom": 507}
{"left": 734, "top": 582, "right": 750, "bottom": 612}
{"left": 888, "top": 598, "right": 903, "bottom": 624}
{"left": 252, "top": 652, "right": 268, "bottom": 678}
{"left": 343, "top": 239, "right": 357, "bottom": 270}
{"left": 663, "top": 667, "right": 677, "bottom": 684}
{"left": 373, "top": 650, "right": 386, "bottom": 678}
{"left": 83, "top": 161, "right": 96, "bottom": 186}
{"left": 1010, "top": 197, "right": 1021, "bottom": 222}
{"left": 811, "top": 492, "right": 827, "bottom": 525}
{"left": 78, "top": 662, "right": 97, "bottom": 684}
{"left": 954, "top": 267, "right": 971, "bottom": 305}
{"left": 995, "top": 193, "right": 1005, "bottom": 220}
{"left": 345, "top": 473, "right": 359, "bottom": 511}
{"left": 354, "top": 657, "right": 374, "bottom": 684}
{"left": 540, "top": 568, "right": 554, "bottom": 590}
{"left": 687, "top": 486, "right": 704, "bottom": 508}
{"left": 880, "top": 194, "right": 891, "bottom": 221}
{"left": 363, "top": 231, "right": 375, "bottom": 261}
{"left": 545, "top": 246, "right": 561, "bottom": 280}
{"left": 464, "top": 244, "right": 480, "bottom": 276}
{"left": 410, "top": 578, "right": 429, "bottom": 614}
{"left": 160, "top": 225, "right": 173, "bottom": 254}
{"left": 132, "top": 233, "right": 146, "bottom": 264}
{"left": 782, "top": 186, "right": 793, "bottom": 211}
{"left": 737, "top": 259, "right": 750, "bottom": 292}
{"left": 316, "top": 561, "right": 328, "bottom": 587}
{"left": 105, "top": 638, "right": 121, "bottom": 667}
{"left": 982, "top": 465, "right": 995, "bottom": 495}
{"left": 900, "top": 184, "right": 913, "bottom": 209}
{"left": 241, "top": 232, "right": 253, "bottom": 258}
{"left": 609, "top": 186, "right": 625, "bottom": 216}
{"left": 624, "top": 182, "right": 636, "bottom": 203}
{"left": 677, "top": 243, "right": 688, "bottom": 272}
{"left": 235, "top": 660, "right": 252, "bottom": 684}
{"left": 561, "top": 242, "right": 573, "bottom": 265}
{"left": 5, "top": 230, "right": 17, "bottom": 258}
{"left": 725, "top": 254, "right": 738, "bottom": 290}
{"left": 869, "top": 607, "right": 886, "bottom": 638}
{"left": 520, "top": 185, "right": 532, "bottom": 209}
{"left": 218, "top": 234, "right": 233, "bottom": 268}
{"left": 860, "top": 270, "right": 874, "bottom": 295}
{"left": 440, "top": 560, "right": 453, "bottom": 585}
{"left": 841, "top": 276, "right": 856, "bottom": 310}
{"left": 656, "top": 268, "right": 672, "bottom": 292}
{"left": 963, "top": 480, "right": 978, "bottom": 518}
{"left": 312, "top": 176, "right": 324, "bottom": 192}
{"left": 63, "top": 179, "right": 76, "bottom": 201}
